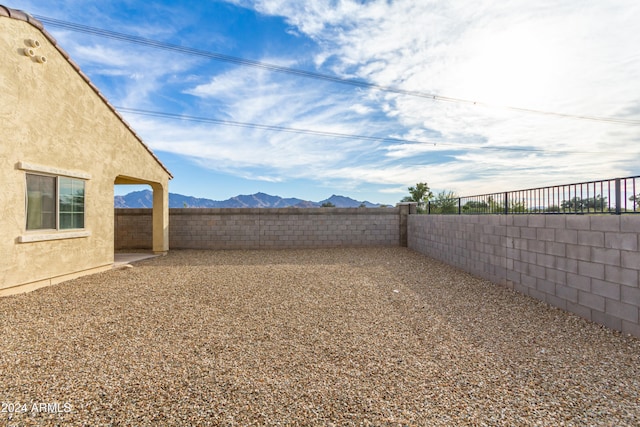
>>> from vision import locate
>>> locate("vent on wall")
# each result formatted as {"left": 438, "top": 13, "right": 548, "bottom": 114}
{"left": 21, "top": 39, "right": 46, "bottom": 64}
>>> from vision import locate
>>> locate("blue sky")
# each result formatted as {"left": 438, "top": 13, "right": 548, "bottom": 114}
{"left": 13, "top": 0, "right": 640, "bottom": 205}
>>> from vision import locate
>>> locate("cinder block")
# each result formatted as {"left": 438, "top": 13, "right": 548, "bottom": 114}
{"left": 578, "top": 261, "right": 605, "bottom": 280}
{"left": 506, "top": 248, "right": 520, "bottom": 261}
{"left": 512, "top": 238, "right": 527, "bottom": 250}
{"left": 544, "top": 215, "right": 566, "bottom": 229}
{"left": 527, "top": 239, "right": 546, "bottom": 254}
{"left": 578, "top": 291, "right": 605, "bottom": 311}
{"left": 619, "top": 284, "right": 640, "bottom": 308}
{"left": 545, "top": 267, "right": 566, "bottom": 284}
{"left": 520, "top": 227, "right": 537, "bottom": 240}
{"left": 621, "top": 215, "right": 640, "bottom": 232}
{"left": 537, "top": 278, "right": 556, "bottom": 294}
{"left": 545, "top": 241, "right": 566, "bottom": 257}
{"left": 482, "top": 224, "right": 495, "bottom": 235}
{"left": 546, "top": 294, "right": 567, "bottom": 310}
{"left": 513, "top": 216, "right": 528, "bottom": 227}
{"left": 591, "top": 279, "right": 621, "bottom": 300}
{"left": 590, "top": 216, "right": 620, "bottom": 232}
{"left": 555, "top": 229, "right": 578, "bottom": 244}
{"left": 507, "top": 226, "right": 521, "bottom": 238}
{"left": 567, "top": 301, "right": 592, "bottom": 321}
{"left": 514, "top": 282, "right": 532, "bottom": 295}
{"left": 605, "top": 232, "right": 638, "bottom": 251}
{"left": 577, "top": 230, "right": 605, "bottom": 247}
{"left": 591, "top": 310, "right": 622, "bottom": 332}
{"left": 605, "top": 265, "right": 639, "bottom": 287}
{"left": 566, "top": 244, "right": 591, "bottom": 261}
{"left": 529, "top": 264, "right": 546, "bottom": 280}
{"left": 528, "top": 216, "right": 546, "bottom": 228}
{"left": 528, "top": 287, "right": 547, "bottom": 302}
{"left": 591, "top": 247, "right": 621, "bottom": 266}
{"left": 537, "top": 253, "right": 556, "bottom": 268}
{"left": 513, "top": 260, "right": 528, "bottom": 274}
{"left": 621, "top": 251, "right": 640, "bottom": 271}
{"left": 566, "top": 215, "right": 590, "bottom": 230}
{"left": 621, "top": 320, "right": 640, "bottom": 338}
{"left": 556, "top": 258, "right": 578, "bottom": 274}
{"left": 556, "top": 284, "right": 578, "bottom": 303}
{"left": 507, "top": 269, "right": 521, "bottom": 283}
{"left": 605, "top": 299, "right": 638, "bottom": 323}
{"left": 536, "top": 228, "right": 555, "bottom": 242}
{"left": 493, "top": 225, "right": 507, "bottom": 236}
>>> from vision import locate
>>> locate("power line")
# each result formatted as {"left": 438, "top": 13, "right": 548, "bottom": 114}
{"left": 118, "top": 107, "right": 400, "bottom": 143}
{"left": 35, "top": 15, "right": 640, "bottom": 127}
{"left": 116, "top": 107, "right": 640, "bottom": 155}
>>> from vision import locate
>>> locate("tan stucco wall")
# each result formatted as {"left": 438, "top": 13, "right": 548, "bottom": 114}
{"left": 0, "top": 14, "right": 170, "bottom": 293}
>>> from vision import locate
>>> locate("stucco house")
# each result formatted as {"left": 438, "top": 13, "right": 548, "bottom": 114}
{"left": 0, "top": 6, "right": 172, "bottom": 296}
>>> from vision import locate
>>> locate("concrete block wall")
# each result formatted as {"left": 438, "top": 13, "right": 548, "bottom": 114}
{"left": 408, "top": 214, "right": 640, "bottom": 337}
{"left": 408, "top": 214, "right": 508, "bottom": 285}
{"left": 114, "top": 209, "right": 153, "bottom": 249}
{"left": 115, "top": 207, "right": 401, "bottom": 250}
{"left": 170, "top": 209, "right": 259, "bottom": 250}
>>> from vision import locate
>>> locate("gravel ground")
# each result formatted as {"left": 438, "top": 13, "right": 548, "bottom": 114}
{"left": 1, "top": 247, "right": 640, "bottom": 426}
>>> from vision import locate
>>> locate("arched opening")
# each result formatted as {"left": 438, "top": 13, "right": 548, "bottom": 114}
{"left": 114, "top": 176, "right": 169, "bottom": 266}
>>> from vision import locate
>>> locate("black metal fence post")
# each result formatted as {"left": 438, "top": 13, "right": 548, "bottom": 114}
{"left": 458, "top": 198, "right": 461, "bottom": 215}
{"left": 504, "top": 192, "right": 509, "bottom": 215}
{"left": 615, "top": 178, "right": 621, "bottom": 215}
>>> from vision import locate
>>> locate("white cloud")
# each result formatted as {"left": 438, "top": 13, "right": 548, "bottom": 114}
{"left": 127, "top": 66, "right": 394, "bottom": 183}
{"left": 226, "top": 0, "right": 640, "bottom": 193}
{"left": 43, "top": 22, "right": 202, "bottom": 110}
{"left": 35, "top": 0, "right": 640, "bottom": 199}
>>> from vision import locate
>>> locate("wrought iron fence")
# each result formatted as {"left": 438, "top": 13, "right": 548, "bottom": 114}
{"left": 426, "top": 176, "right": 640, "bottom": 215}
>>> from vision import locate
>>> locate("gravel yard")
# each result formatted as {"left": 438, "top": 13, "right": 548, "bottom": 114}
{"left": 1, "top": 247, "right": 640, "bottom": 426}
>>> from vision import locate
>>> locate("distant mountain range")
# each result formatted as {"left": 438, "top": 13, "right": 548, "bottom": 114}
{"left": 114, "top": 190, "right": 383, "bottom": 208}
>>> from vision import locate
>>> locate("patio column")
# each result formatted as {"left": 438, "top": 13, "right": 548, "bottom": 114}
{"left": 151, "top": 182, "right": 169, "bottom": 254}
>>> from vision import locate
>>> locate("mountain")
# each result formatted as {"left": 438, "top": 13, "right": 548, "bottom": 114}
{"left": 115, "top": 190, "right": 155, "bottom": 208}
{"left": 318, "top": 194, "right": 379, "bottom": 208}
{"left": 225, "top": 192, "right": 306, "bottom": 208}
{"left": 115, "top": 190, "right": 220, "bottom": 208}
{"left": 114, "top": 190, "right": 382, "bottom": 208}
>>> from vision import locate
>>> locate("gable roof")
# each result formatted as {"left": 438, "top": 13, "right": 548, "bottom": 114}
{"left": 0, "top": 5, "right": 173, "bottom": 179}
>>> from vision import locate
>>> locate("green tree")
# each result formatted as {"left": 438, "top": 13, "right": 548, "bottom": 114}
{"left": 561, "top": 195, "right": 608, "bottom": 213}
{"left": 462, "top": 200, "right": 489, "bottom": 213}
{"left": 430, "top": 190, "right": 459, "bottom": 214}
{"left": 401, "top": 182, "right": 433, "bottom": 213}
{"left": 321, "top": 202, "right": 335, "bottom": 207}
{"left": 561, "top": 196, "right": 583, "bottom": 212}
{"left": 509, "top": 199, "right": 527, "bottom": 213}
{"left": 487, "top": 196, "right": 505, "bottom": 213}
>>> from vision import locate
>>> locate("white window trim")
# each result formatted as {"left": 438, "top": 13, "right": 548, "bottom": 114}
{"left": 18, "top": 161, "right": 92, "bottom": 180}
{"left": 18, "top": 230, "right": 91, "bottom": 243}
{"left": 19, "top": 162, "right": 90, "bottom": 242}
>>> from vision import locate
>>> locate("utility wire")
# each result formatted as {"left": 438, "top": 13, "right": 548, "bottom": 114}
{"left": 116, "top": 107, "right": 640, "bottom": 155}
{"left": 35, "top": 15, "right": 640, "bottom": 126}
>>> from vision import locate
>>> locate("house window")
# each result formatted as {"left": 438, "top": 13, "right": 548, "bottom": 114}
{"left": 59, "top": 177, "right": 85, "bottom": 229}
{"left": 26, "top": 174, "right": 56, "bottom": 230}
{"left": 26, "top": 174, "right": 85, "bottom": 230}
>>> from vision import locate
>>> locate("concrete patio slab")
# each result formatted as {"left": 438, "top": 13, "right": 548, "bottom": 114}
{"left": 113, "top": 252, "right": 159, "bottom": 267}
